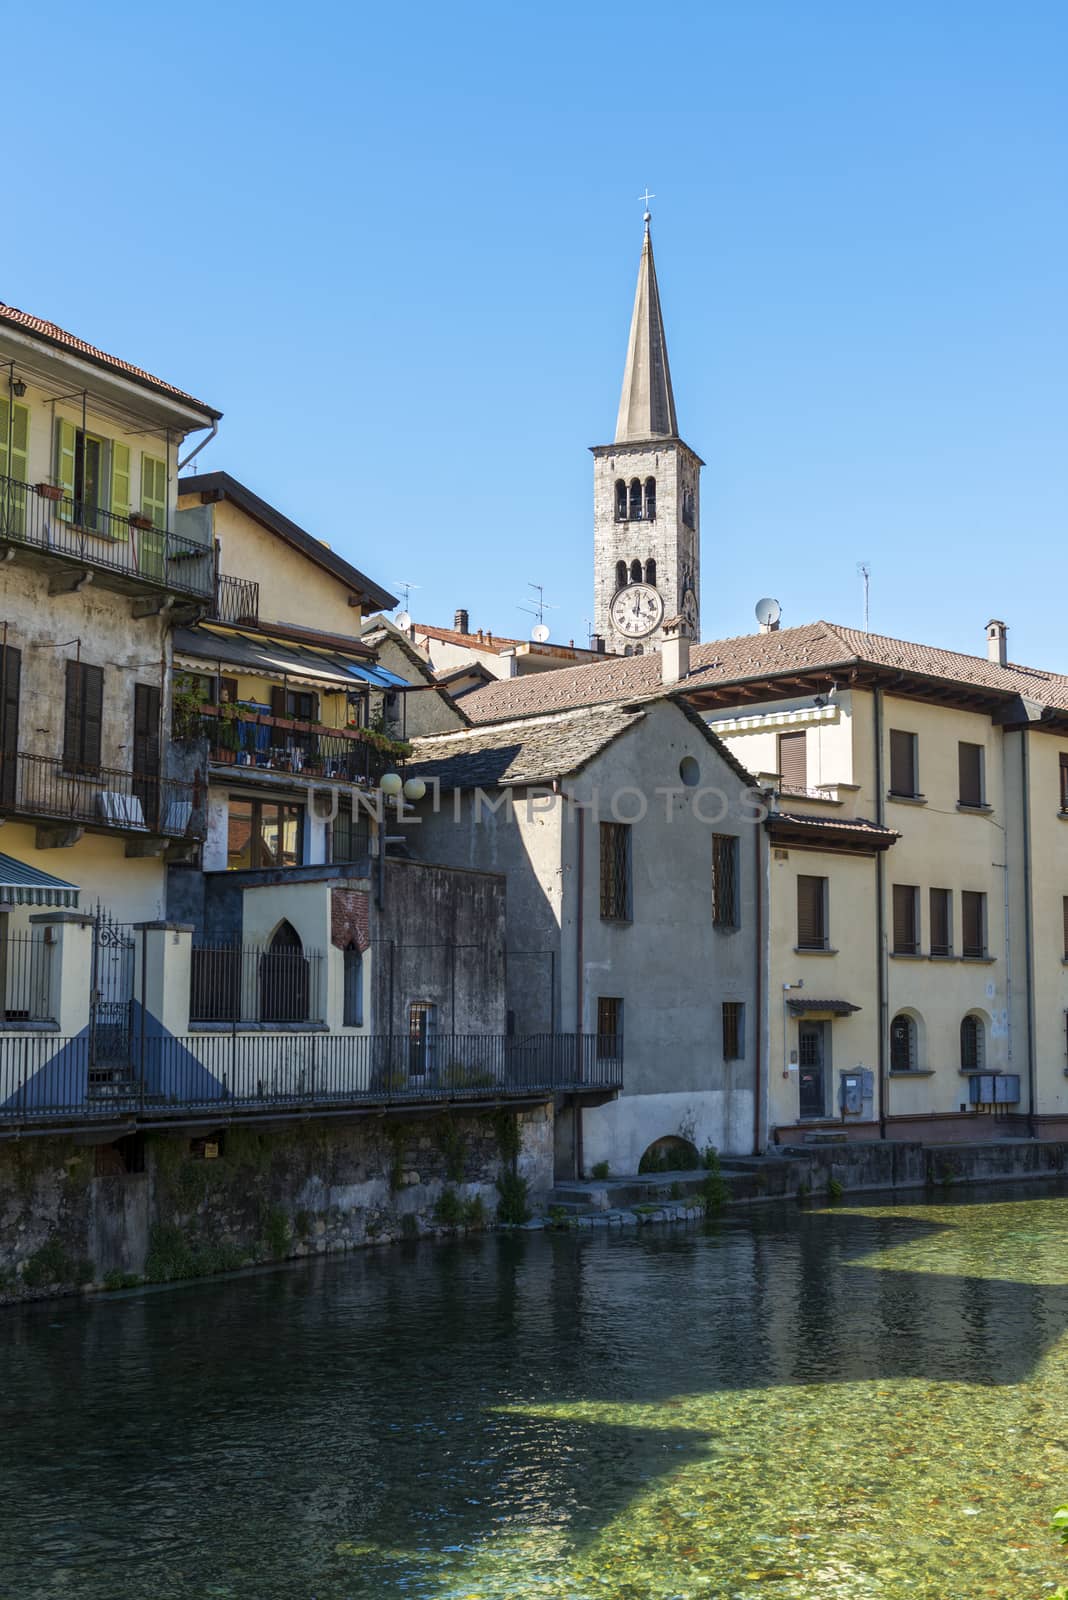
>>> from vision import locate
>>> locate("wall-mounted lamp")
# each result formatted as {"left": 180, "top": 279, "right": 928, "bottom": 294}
{"left": 380, "top": 771, "right": 403, "bottom": 798}
{"left": 402, "top": 777, "right": 426, "bottom": 802}
{"left": 11, "top": 378, "right": 26, "bottom": 398}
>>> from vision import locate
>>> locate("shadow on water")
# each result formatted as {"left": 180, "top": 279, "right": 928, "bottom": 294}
{"left": 2, "top": 1180, "right": 1068, "bottom": 1598}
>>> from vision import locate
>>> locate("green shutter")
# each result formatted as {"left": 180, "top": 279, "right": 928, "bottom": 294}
{"left": 55, "top": 419, "right": 76, "bottom": 518}
{"left": 0, "top": 400, "right": 29, "bottom": 482}
{"left": 141, "top": 453, "right": 167, "bottom": 530}
{"left": 111, "top": 442, "right": 130, "bottom": 521}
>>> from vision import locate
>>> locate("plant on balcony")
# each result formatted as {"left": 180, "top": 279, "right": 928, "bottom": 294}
{"left": 172, "top": 676, "right": 205, "bottom": 741}
{"left": 129, "top": 511, "right": 154, "bottom": 530}
{"left": 35, "top": 482, "right": 63, "bottom": 502}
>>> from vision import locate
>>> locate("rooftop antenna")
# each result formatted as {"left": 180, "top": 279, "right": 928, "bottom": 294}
{"left": 857, "top": 562, "right": 871, "bottom": 632}
{"left": 394, "top": 579, "right": 420, "bottom": 616}
{"left": 517, "top": 581, "right": 559, "bottom": 641}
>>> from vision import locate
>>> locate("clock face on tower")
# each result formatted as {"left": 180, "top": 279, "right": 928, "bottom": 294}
{"left": 611, "top": 582, "right": 665, "bottom": 639}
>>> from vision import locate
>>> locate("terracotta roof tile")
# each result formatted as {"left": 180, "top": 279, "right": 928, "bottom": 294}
{"left": 0, "top": 302, "right": 221, "bottom": 418}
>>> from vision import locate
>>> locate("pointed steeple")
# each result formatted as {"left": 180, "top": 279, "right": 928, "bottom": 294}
{"left": 614, "top": 214, "right": 678, "bottom": 444}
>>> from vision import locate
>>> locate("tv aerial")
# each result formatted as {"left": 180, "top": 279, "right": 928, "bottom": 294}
{"left": 517, "top": 581, "right": 558, "bottom": 642}
{"left": 394, "top": 578, "right": 420, "bottom": 618}
{"left": 755, "top": 597, "right": 782, "bottom": 629}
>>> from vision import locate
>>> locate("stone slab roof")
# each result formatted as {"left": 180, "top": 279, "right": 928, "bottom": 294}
{"left": 457, "top": 620, "right": 1068, "bottom": 724}
{"left": 770, "top": 813, "right": 900, "bottom": 840}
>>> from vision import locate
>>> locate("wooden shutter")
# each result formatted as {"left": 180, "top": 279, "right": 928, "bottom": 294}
{"left": 270, "top": 685, "right": 287, "bottom": 719}
{"left": 1060, "top": 753, "right": 1068, "bottom": 812}
{"left": 0, "top": 399, "right": 29, "bottom": 482}
{"left": 893, "top": 884, "right": 917, "bottom": 953}
{"left": 63, "top": 661, "right": 82, "bottom": 768}
{"left": 55, "top": 419, "right": 76, "bottom": 502}
{"left": 0, "top": 644, "right": 20, "bottom": 806}
{"left": 110, "top": 441, "right": 131, "bottom": 527}
{"left": 797, "top": 875, "right": 826, "bottom": 948}
{"left": 1062, "top": 897, "right": 1068, "bottom": 961}
{"left": 65, "top": 662, "right": 103, "bottom": 770}
{"left": 958, "top": 743, "right": 983, "bottom": 807}
{"left": 889, "top": 730, "right": 916, "bottom": 795}
{"left": 219, "top": 675, "right": 239, "bottom": 705}
{"left": 141, "top": 453, "right": 167, "bottom": 529}
{"left": 962, "top": 891, "right": 984, "bottom": 958}
{"left": 930, "top": 889, "right": 950, "bottom": 956}
{"left": 778, "top": 731, "right": 807, "bottom": 792}
{"left": 133, "top": 683, "right": 161, "bottom": 778}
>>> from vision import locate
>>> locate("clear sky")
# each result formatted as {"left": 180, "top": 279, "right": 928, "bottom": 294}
{"left": 7, "top": 1, "right": 1065, "bottom": 667}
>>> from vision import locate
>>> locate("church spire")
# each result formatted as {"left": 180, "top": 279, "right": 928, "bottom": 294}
{"left": 614, "top": 213, "right": 678, "bottom": 444}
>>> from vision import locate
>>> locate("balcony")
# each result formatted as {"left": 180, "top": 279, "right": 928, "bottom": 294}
{"left": 0, "top": 751, "right": 200, "bottom": 838}
{"left": 210, "top": 572, "right": 260, "bottom": 624}
{"left": 189, "top": 707, "right": 408, "bottom": 789}
{"left": 0, "top": 474, "right": 214, "bottom": 600}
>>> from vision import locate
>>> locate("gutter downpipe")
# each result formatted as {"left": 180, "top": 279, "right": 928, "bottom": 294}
{"left": 752, "top": 794, "right": 766, "bottom": 1154}
{"left": 574, "top": 804, "right": 585, "bottom": 1180}
{"left": 176, "top": 419, "right": 218, "bottom": 474}
{"left": 1021, "top": 729, "right": 1038, "bottom": 1138}
{"left": 874, "top": 686, "right": 887, "bottom": 1139}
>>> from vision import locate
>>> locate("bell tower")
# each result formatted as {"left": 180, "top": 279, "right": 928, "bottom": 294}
{"left": 591, "top": 211, "right": 702, "bottom": 655}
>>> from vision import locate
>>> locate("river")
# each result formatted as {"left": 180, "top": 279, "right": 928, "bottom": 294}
{"left": 2, "top": 1183, "right": 1068, "bottom": 1599}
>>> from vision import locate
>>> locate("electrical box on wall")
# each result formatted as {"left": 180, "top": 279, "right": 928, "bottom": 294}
{"left": 969, "top": 1074, "right": 1020, "bottom": 1107}
{"left": 839, "top": 1069, "right": 874, "bottom": 1119}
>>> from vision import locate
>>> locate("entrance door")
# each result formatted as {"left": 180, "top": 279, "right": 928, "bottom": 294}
{"left": 798, "top": 1021, "right": 826, "bottom": 1118}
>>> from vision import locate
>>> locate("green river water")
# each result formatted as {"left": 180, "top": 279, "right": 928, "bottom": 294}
{"left": 2, "top": 1183, "right": 1068, "bottom": 1599}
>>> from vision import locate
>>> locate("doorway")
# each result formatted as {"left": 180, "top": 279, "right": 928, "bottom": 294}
{"left": 798, "top": 1020, "right": 828, "bottom": 1118}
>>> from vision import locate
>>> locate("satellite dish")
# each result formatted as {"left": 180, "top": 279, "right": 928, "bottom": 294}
{"left": 755, "top": 597, "right": 782, "bottom": 627}
{"left": 531, "top": 622, "right": 551, "bottom": 643}
{"left": 395, "top": 610, "right": 411, "bottom": 631}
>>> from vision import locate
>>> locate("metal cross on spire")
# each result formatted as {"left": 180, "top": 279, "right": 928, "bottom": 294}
{"left": 638, "top": 187, "right": 655, "bottom": 220}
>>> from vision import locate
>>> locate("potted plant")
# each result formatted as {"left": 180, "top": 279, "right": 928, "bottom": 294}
{"left": 35, "top": 482, "right": 63, "bottom": 502}
{"left": 129, "top": 511, "right": 154, "bottom": 531}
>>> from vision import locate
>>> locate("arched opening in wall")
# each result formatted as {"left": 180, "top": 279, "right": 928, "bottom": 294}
{"left": 630, "top": 558, "right": 643, "bottom": 584}
{"left": 644, "top": 477, "right": 656, "bottom": 519}
{"left": 682, "top": 488, "right": 695, "bottom": 529}
{"left": 638, "top": 1135, "right": 701, "bottom": 1174}
{"left": 960, "top": 1013, "right": 985, "bottom": 1073}
{"left": 890, "top": 1013, "right": 918, "bottom": 1072}
{"left": 615, "top": 480, "right": 627, "bottom": 521}
{"left": 342, "top": 942, "right": 363, "bottom": 1027}
{"left": 260, "top": 919, "right": 309, "bottom": 1023}
{"left": 633, "top": 644, "right": 643, "bottom": 655}
{"left": 628, "top": 478, "right": 642, "bottom": 520}
{"left": 623, "top": 645, "right": 634, "bottom": 656}
{"left": 644, "top": 557, "right": 657, "bottom": 586}
{"left": 615, "top": 559, "right": 628, "bottom": 591}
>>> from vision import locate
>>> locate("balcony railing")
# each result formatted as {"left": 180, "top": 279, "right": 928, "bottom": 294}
{"left": 0, "top": 751, "right": 199, "bottom": 836}
{"left": 0, "top": 473, "right": 214, "bottom": 598}
{"left": 191, "top": 944, "right": 325, "bottom": 1025}
{"left": 211, "top": 572, "right": 260, "bottom": 624}
{"left": 0, "top": 1033, "right": 623, "bottom": 1123}
{"left": 0, "top": 934, "right": 54, "bottom": 1026}
{"left": 194, "top": 709, "right": 406, "bottom": 788}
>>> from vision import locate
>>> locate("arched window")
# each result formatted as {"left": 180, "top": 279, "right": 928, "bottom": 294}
{"left": 630, "top": 558, "right": 642, "bottom": 584}
{"left": 644, "top": 477, "right": 656, "bottom": 520}
{"left": 615, "top": 480, "right": 627, "bottom": 521}
{"left": 623, "top": 645, "right": 634, "bottom": 657}
{"left": 682, "top": 488, "right": 695, "bottom": 529}
{"left": 890, "top": 1013, "right": 916, "bottom": 1072}
{"left": 260, "top": 920, "right": 309, "bottom": 1023}
{"left": 628, "top": 479, "right": 642, "bottom": 520}
{"left": 960, "top": 1014, "right": 984, "bottom": 1072}
{"left": 343, "top": 942, "right": 363, "bottom": 1027}
{"left": 633, "top": 644, "right": 643, "bottom": 656}
{"left": 644, "top": 557, "right": 657, "bottom": 587}
{"left": 615, "top": 560, "right": 628, "bottom": 591}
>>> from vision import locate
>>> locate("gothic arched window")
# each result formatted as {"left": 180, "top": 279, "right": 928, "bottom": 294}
{"left": 629, "top": 558, "right": 642, "bottom": 584}
{"left": 615, "top": 480, "right": 627, "bottom": 521}
{"left": 260, "top": 919, "right": 309, "bottom": 1023}
{"left": 644, "top": 558, "right": 657, "bottom": 587}
{"left": 628, "top": 479, "right": 642, "bottom": 520}
{"left": 644, "top": 477, "right": 656, "bottom": 520}
{"left": 615, "top": 560, "right": 627, "bottom": 591}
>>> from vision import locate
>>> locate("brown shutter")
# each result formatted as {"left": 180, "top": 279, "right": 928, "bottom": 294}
{"left": 797, "top": 875, "right": 826, "bottom": 948}
{"left": 270, "top": 685, "right": 287, "bottom": 719}
{"left": 1063, "top": 897, "right": 1068, "bottom": 961}
{"left": 220, "top": 675, "right": 239, "bottom": 705}
{"left": 0, "top": 644, "right": 19, "bottom": 806}
{"left": 889, "top": 730, "right": 916, "bottom": 795}
{"left": 893, "top": 884, "right": 917, "bottom": 953}
{"left": 1060, "top": 753, "right": 1068, "bottom": 812}
{"left": 64, "top": 661, "right": 83, "bottom": 768}
{"left": 958, "top": 743, "right": 983, "bottom": 807}
{"left": 778, "top": 731, "right": 807, "bottom": 793}
{"left": 133, "top": 683, "right": 161, "bottom": 778}
{"left": 962, "top": 891, "right": 984, "bottom": 958}
{"left": 81, "top": 664, "right": 103, "bottom": 770}
{"left": 930, "top": 889, "right": 950, "bottom": 956}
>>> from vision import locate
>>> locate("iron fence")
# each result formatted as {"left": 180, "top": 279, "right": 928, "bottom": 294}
{"left": 200, "top": 714, "right": 396, "bottom": 788}
{"left": 0, "top": 472, "right": 213, "bottom": 597}
{"left": 0, "top": 751, "right": 197, "bottom": 836}
{"left": 211, "top": 572, "right": 260, "bottom": 624}
{"left": 0, "top": 1032, "right": 622, "bottom": 1123}
{"left": 0, "top": 933, "right": 53, "bottom": 1025}
{"left": 191, "top": 944, "right": 326, "bottom": 1025}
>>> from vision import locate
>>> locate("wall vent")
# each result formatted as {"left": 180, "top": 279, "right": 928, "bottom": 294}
{"left": 774, "top": 848, "right": 790, "bottom": 861}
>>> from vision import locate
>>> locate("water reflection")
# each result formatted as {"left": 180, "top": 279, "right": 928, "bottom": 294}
{"left": 1, "top": 1186, "right": 1067, "bottom": 1599}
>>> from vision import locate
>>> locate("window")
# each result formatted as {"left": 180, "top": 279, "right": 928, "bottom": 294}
{"left": 890, "top": 1014, "right": 917, "bottom": 1071}
{"left": 960, "top": 1013, "right": 984, "bottom": 1072}
{"left": 141, "top": 453, "right": 167, "bottom": 531}
{"left": 343, "top": 944, "right": 363, "bottom": 1026}
{"left": 63, "top": 660, "right": 103, "bottom": 770}
{"left": 615, "top": 480, "right": 627, "bottom": 521}
{"left": 889, "top": 729, "right": 918, "bottom": 797}
{"left": 408, "top": 1002, "right": 438, "bottom": 1076}
{"left": 961, "top": 891, "right": 986, "bottom": 959}
{"left": 892, "top": 884, "right": 919, "bottom": 954}
{"left": 132, "top": 683, "right": 161, "bottom": 819}
{"left": 629, "top": 557, "right": 642, "bottom": 584}
{"left": 597, "top": 996, "right": 623, "bottom": 1058}
{"left": 958, "top": 742, "right": 985, "bottom": 807}
{"left": 930, "top": 888, "right": 952, "bottom": 957}
{"left": 615, "top": 559, "right": 627, "bottom": 590}
{"left": 644, "top": 557, "right": 656, "bottom": 586}
{"left": 331, "top": 799, "right": 369, "bottom": 863}
{"left": 778, "top": 730, "right": 807, "bottom": 794}
{"left": 1062, "top": 896, "right": 1068, "bottom": 961}
{"left": 271, "top": 686, "right": 319, "bottom": 723}
{"left": 644, "top": 477, "right": 656, "bottom": 519}
{"left": 1060, "top": 753, "right": 1068, "bottom": 813}
{"left": 682, "top": 487, "right": 695, "bottom": 529}
{"left": 0, "top": 398, "right": 29, "bottom": 537}
{"left": 797, "top": 875, "right": 828, "bottom": 950}
{"left": 260, "top": 920, "right": 309, "bottom": 1023}
{"left": 628, "top": 479, "right": 642, "bottom": 520}
{"left": 722, "top": 1001, "right": 744, "bottom": 1061}
{"left": 227, "top": 797, "right": 304, "bottom": 869}
{"left": 599, "top": 822, "right": 631, "bottom": 921}
{"left": 54, "top": 421, "right": 132, "bottom": 535}
{"left": 711, "top": 834, "right": 739, "bottom": 927}
{"left": 0, "top": 643, "right": 20, "bottom": 808}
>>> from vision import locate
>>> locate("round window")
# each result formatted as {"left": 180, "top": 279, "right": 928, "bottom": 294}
{"left": 679, "top": 755, "right": 700, "bottom": 787}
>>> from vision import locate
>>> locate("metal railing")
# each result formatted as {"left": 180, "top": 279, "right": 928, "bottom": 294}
{"left": 0, "top": 473, "right": 214, "bottom": 597}
{"left": 191, "top": 944, "right": 325, "bottom": 1025}
{"left": 0, "top": 751, "right": 198, "bottom": 836}
{"left": 0, "top": 934, "right": 54, "bottom": 1026}
{"left": 0, "top": 1032, "right": 622, "bottom": 1122}
{"left": 198, "top": 712, "right": 399, "bottom": 788}
{"left": 211, "top": 572, "right": 260, "bottom": 624}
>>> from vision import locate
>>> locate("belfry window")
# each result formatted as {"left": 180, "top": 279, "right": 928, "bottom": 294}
{"left": 628, "top": 479, "right": 642, "bottom": 520}
{"left": 615, "top": 480, "right": 627, "bottom": 521}
{"left": 615, "top": 560, "right": 627, "bottom": 590}
{"left": 682, "top": 488, "right": 695, "bottom": 529}
{"left": 629, "top": 558, "right": 642, "bottom": 584}
{"left": 644, "top": 558, "right": 656, "bottom": 587}
{"left": 644, "top": 478, "right": 656, "bottom": 519}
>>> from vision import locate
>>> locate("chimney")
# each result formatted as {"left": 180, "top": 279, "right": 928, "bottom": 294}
{"left": 660, "top": 616, "right": 691, "bottom": 685}
{"left": 758, "top": 614, "right": 780, "bottom": 634}
{"left": 590, "top": 634, "right": 606, "bottom": 654}
{"left": 454, "top": 608, "right": 469, "bottom": 634}
{"left": 986, "top": 619, "right": 1008, "bottom": 667}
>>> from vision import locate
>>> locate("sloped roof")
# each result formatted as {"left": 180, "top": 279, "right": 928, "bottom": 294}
{"left": 409, "top": 705, "right": 642, "bottom": 791}
{"left": 0, "top": 302, "right": 221, "bottom": 419}
{"left": 457, "top": 621, "right": 1068, "bottom": 725}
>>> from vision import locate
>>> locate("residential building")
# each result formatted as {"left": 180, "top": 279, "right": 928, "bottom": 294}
{"left": 411, "top": 610, "right": 614, "bottom": 683}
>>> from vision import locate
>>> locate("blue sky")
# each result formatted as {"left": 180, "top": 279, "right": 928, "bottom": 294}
{"left": 7, "top": 1, "right": 1066, "bottom": 666}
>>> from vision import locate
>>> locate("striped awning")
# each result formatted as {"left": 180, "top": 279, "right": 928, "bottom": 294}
{"left": 0, "top": 853, "right": 80, "bottom": 908}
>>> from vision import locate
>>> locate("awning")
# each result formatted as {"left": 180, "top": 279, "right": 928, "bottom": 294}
{"left": 787, "top": 998, "right": 861, "bottom": 1017}
{"left": 174, "top": 627, "right": 408, "bottom": 691}
{"left": 0, "top": 853, "right": 79, "bottom": 908}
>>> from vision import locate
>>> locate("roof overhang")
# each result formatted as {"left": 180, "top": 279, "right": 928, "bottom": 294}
{"left": 766, "top": 812, "right": 900, "bottom": 855}
{"left": 787, "top": 998, "right": 861, "bottom": 1017}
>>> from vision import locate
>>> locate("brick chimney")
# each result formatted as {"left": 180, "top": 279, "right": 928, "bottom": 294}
{"left": 660, "top": 616, "right": 691, "bottom": 685}
{"left": 454, "top": 608, "right": 469, "bottom": 634}
{"left": 986, "top": 619, "right": 1008, "bottom": 666}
